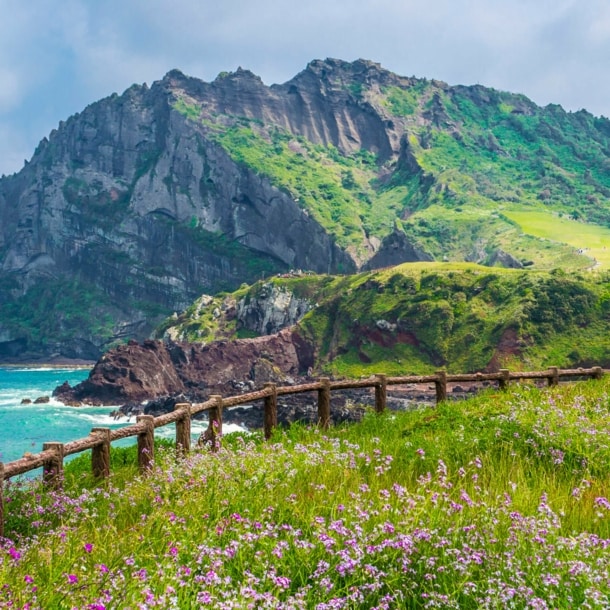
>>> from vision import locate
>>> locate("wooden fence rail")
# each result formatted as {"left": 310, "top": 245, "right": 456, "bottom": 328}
{"left": 0, "top": 365, "right": 604, "bottom": 536}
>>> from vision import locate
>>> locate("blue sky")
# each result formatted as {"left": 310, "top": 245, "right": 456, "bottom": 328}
{"left": 1, "top": 0, "right": 609, "bottom": 176}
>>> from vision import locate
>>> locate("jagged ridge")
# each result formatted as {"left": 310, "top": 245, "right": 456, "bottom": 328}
{"left": 1, "top": 58, "right": 610, "bottom": 360}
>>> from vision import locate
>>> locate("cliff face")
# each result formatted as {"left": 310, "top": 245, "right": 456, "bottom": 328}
{"left": 2, "top": 57, "right": 610, "bottom": 360}
{"left": 55, "top": 331, "right": 313, "bottom": 405}
{"left": 2, "top": 61, "right": 396, "bottom": 359}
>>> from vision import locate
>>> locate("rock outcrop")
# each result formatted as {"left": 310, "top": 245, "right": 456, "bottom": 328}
{"left": 236, "top": 282, "right": 313, "bottom": 335}
{"left": 54, "top": 330, "right": 314, "bottom": 405}
{"left": 362, "top": 227, "right": 434, "bottom": 270}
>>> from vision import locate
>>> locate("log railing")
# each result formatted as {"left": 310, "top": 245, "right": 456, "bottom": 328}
{"left": 0, "top": 365, "right": 604, "bottom": 536}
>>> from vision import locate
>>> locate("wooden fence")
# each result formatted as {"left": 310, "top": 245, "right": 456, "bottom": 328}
{"left": 0, "top": 365, "right": 604, "bottom": 536}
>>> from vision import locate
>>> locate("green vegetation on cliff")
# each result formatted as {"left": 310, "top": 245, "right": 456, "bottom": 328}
{"left": 160, "top": 263, "right": 610, "bottom": 376}
{"left": 173, "top": 65, "right": 610, "bottom": 272}
{"left": 0, "top": 277, "right": 118, "bottom": 358}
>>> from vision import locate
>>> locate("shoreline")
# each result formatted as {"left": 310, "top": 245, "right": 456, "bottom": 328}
{"left": 0, "top": 360, "right": 95, "bottom": 370}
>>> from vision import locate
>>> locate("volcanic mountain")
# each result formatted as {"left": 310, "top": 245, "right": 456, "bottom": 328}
{"left": 1, "top": 58, "right": 609, "bottom": 361}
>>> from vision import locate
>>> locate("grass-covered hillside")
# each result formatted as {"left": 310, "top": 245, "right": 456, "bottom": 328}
{"left": 158, "top": 263, "right": 610, "bottom": 376}
{"left": 173, "top": 59, "right": 610, "bottom": 270}
{"left": 2, "top": 378, "right": 610, "bottom": 607}
{"left": 3, "top": 59, "right": 610, "bottom": 361}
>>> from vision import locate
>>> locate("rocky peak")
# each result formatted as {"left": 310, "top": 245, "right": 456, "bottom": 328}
{"left": 300, "top": 58, "right": 389, "bottom": 87}
{"left": 215, "top": 66, "right": 265, "bottom": 86}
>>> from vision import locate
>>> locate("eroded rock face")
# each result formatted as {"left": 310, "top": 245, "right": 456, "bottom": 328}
{"left": 5, "top": 60, "right": 414, "bottom": 359}
{"left": 54, "top": 330, "right": 315, "bottom": 405}
{"left": 362, "top": 228, "right": 434, "bottom": 270}
{"left": 236, "top": 283, "right": 313, "bottom": 335}
{"left": 486, "top": 249, "right": 523, "bottom": 269}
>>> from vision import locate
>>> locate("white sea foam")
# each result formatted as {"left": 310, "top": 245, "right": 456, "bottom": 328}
{"left": 0, "top": 367, "right": 251, "bottom": 465}
{"left": 74, "top": 412, "right": 132, "bottom": 427}
{"left": 1, "top": 367, "right": 90, "bottom": 374}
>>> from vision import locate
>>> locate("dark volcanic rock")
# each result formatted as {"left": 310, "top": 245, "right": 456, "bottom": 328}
{"left": 115, "top": 385, "right": 434, "bottom": 435}
{"left": 54, "top": 329, "right": 314, "bottom": 405}
{"left": 116, "top": 388, "right": 375, "bottom": 431}
{"left": 362, "top": 226, "right": 434, "bottom": 270}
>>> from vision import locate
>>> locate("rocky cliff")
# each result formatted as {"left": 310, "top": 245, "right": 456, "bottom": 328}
{"left": 2, "top": 58, "right": 610, "bottom": 360}
{"left": 54, "top": 329, "right": 314, "bottom": 405}
{"left": 1, "top": 60, "right": 393, "bottom": 360}
{"left": 0, "top": 59, "right": 426, "bottom": 361}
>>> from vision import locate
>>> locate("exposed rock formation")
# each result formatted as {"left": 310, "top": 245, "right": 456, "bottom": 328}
{"left": 485, "top": 248, "right": 524, "bottom": 269}
{"left": 236, "top": 283, "right": 313, "bottom": 335}
{"left": 362, "top": 227, "right": 433, "bottom": 270}
{"left": 54, "top": 330, "right": 314, "bottom": 405}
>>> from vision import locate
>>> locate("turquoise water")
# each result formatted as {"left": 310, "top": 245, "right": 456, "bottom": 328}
{"left": 0, "top": 367, "right": 216, "bottom": 472}
{"left": 0, "top": 367, "right": 117, "bottom": 466}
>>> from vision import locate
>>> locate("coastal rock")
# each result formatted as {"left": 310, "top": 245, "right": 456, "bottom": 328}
{"left": 116, "top": 385, "right": 433, "bottom": 435}
{"left": 54, "top": 329, "right": 314, "bottom": 405}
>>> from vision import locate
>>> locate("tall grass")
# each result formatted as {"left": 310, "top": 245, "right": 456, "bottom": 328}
{"left": 2, "top": 379, "right": 610, "bottom": 608}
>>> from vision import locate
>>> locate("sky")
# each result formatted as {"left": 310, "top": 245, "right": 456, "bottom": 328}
{"left": 1, "top": 0, "right": 609, "bottom": 176}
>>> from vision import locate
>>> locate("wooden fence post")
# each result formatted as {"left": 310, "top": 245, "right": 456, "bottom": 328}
{"left": 136, "top": 415, "right": 155, "bottom": 474}
{"left": 435, "top": 370, "right": 447, "bottom": 404}
{"left": 174, "top": 403, "right": 192, "bottom": 457}
{"left": 0, "top": 463, "right": 4, "bottom": 538}
{"left": 375, "top": 374, "right": 387, "bottom": 413}
{"left": 91, "top": 428, "right": 111, "bottom": 479}
{"left": 318, "top": 378, "right": 331, "bottom": 429}
{"left": 499, "top": 368, "right": 510, "bottom": 391}
{"left": 263, "top": 383, "right": 278, "bottom": 440}
{"left": 548, "top": 366, "right": 559, "bottom": 387}
{"left": 42, "top": 442, "right": 64, "bottom": 488}
{"left": 592, "top": 366, "right": 603, "bottom": 380}
{"left": 208, "top": 395, "right": 223, "bottom": 452}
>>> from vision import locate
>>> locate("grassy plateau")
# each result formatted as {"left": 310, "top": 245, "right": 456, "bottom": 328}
{"left": 502, "top": 208, "right": 610, "bottom": 269}
{"left": 2, "top": 377, "right": 610, "bottom": 608}
{"left": 159, "top": 263, "right": 610, "bottom": 377}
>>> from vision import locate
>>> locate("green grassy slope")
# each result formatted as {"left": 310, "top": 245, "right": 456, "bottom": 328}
{"left": 3, "top": 378, "right": 610, "bottom": 607}
{"left": 159, "top": 263, "right": 610, "bottom": 376}
{"left": 503, "top": 207, "right": 610, "bottom": 268}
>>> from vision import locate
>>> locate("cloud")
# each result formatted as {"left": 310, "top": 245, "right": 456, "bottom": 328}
{"left": 1, "top": 0, "right": 610, "bottom": 175}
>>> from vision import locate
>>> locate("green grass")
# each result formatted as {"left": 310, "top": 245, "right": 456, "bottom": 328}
{"left": 2, "top": 379, "right": 610, "bottom": 607}
{"left": 161, "top": 263, "right": 610, "bottom": 376}
{"left": 504, "top": 207, "right": 610, "bottom": 268}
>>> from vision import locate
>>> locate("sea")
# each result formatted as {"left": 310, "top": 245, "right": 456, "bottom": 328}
{"left": 0, "top": 367, "right": 239, "bottom": 475}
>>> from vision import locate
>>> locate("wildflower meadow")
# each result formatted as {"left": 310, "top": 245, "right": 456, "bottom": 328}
{"left": 1, "top": 378, "right": 610, "bottom": 608}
